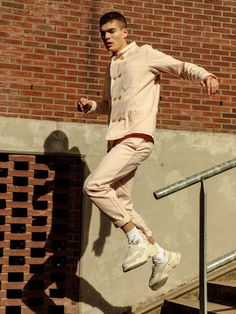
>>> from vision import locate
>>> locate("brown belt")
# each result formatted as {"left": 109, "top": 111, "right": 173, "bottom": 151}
{"left": 112, "top": 133, "right": 154, "bottom": 147}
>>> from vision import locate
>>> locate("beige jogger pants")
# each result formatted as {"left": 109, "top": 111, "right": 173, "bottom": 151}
{"left": 84, "top": 137, "right": 154, "bottom": 238}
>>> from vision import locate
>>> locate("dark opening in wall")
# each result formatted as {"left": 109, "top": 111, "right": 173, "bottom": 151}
{"left": 0, "top": 183, "right": 7, "bottom": 192}
{"left": 34, "top": 169, "right": 48, "bottom": 179}
{"left": 30, "top": 248, "right": 46, "bottom": 258}
{"left": 32, "top": 216, "right": 47, "bottom": 226}
{"left": 0, "top": 216, "right": 5, "bottom": 224}
{"left": 7, "top": 289, "right": 23, "bottom": 299}
{"left": 48, "top": 305, "right": 64, "bottom": 314}
{"left": 30, "top": 264, "right": 45, "bottom": 274}
{"left": 11, "top": 224, "right": 26, "bottom": 233}
{"left": 31, "top": 232, "right": 47, "bottom": 242}
{"left": 14, "top": 161, "right": 29, "bottom": 171}
{"left": 6, "top": 306, "right": 21, "bottom": 314}
{"left": 10, "top": 240, "right": 25, "bottom": 249}
{"left": 9, "top": 256, "right": 25, "bottom": 266}
{"left": 32, "top": 200, "right": 48, "bottom": 210}
{"left": 0, "top": 199, "right": 6, "bottom": 209}
{"left": 28, "top": 297, "right": 44, "bottom": 307}
{"left": 0, "top": 153, "right": 9, "bottom": 162}
{"left": 12, "top": 208, "right": 27, "bottom": 217}
{"left": 0, "top": 168, "right": 8, "bottom": 177}
{"left": 0, "top": 231, "right": 4, "bottom": 241}
{"left": 34, "top": 185, "right": 49, "bottom": 195}
{"left": 13, "top": 177, "right": 28, "bottom": 186}
{"left": 8, "top": 272, "right": 24, "bottom": 282}
{"left": 13, "top": 192, "right": 28, "bottom": 202}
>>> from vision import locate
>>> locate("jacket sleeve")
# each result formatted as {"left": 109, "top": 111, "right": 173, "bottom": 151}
{"left": 145, "top": 45, "right": 216, "bottom": 82}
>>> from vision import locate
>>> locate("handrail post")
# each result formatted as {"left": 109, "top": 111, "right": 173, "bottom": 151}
{"left": 199, "top": 180, "right": 207, "bottom": 314}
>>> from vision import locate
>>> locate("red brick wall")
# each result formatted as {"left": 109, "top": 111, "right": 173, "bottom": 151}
{"left": 0, "top": 152, "right": 83, "bottom": 314}
{"left": 0, "top": 0, "right": 235, "bottom": 133}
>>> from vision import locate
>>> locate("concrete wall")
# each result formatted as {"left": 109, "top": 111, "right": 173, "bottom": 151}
{"left": 0, "top": 116, "right": 235, "bottom": 313}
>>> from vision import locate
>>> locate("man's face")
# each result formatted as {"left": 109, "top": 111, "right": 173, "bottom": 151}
{"left": 100, "top": 20, "right": 128, "bottom": 54}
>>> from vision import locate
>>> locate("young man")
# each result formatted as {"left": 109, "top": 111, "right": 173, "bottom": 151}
{"left": 78, "top": 12, "right": 219, "bottom": 290}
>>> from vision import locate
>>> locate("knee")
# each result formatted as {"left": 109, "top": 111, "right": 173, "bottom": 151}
{"left": 83, "top": 176, "right": 92, "bottom": 195}
{"left": 83, "top": 176, "right": 99, "bottom": 196}
{"left": 83, "top": 176, "right": 109, "bottom": 197}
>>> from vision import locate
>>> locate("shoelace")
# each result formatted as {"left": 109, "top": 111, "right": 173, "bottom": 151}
{"left": 122, "top": 239, "right": 140, "bottom": 248}
{"left": 128, "top": 239, "right": 140, "bottom": 247}
{"left": 151, "top": 263, "right": 160, "bottom": 275}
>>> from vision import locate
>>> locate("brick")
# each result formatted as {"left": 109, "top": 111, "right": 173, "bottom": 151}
{"left": 2, "top": 1, "right": 24, "bottom": 9}
{"left": 47, "top": 44, "right": 68, "bottom": 50}
{"left": 0, "top": 0, "right": 235, "bottom": 136}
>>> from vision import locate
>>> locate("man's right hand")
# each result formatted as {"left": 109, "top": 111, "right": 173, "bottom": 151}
{"left": 78, "top": 97, "right": 96, "bottom": 113}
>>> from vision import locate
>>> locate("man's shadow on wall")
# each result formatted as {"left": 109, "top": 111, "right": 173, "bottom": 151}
{"left": 22, "top": 130, "right": 132, "bottom": 314}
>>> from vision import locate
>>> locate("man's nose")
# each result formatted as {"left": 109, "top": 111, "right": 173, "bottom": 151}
{"left": 105, "top": 32, "right": 110, "bottom": 40}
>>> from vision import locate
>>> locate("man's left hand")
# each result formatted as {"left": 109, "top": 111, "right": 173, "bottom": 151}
{"left": 201, "top": 76, "right": 219, "bottom": 95}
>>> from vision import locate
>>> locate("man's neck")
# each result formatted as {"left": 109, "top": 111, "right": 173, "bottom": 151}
{"left": 113, "top": 42, "right": 128, "bottom": 56}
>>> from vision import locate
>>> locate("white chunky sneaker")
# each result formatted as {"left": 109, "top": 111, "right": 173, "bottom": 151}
{"left": 149, "top": 250, "right": 181, "bottom": 290}
{"left": 122, "top": 239, "right": 157, "bottom": 272}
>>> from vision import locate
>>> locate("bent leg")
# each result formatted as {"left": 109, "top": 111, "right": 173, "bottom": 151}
{"left": 113, "top": 171, "right": 152, "bottom": 238}
{"left": 84, "top": 138, "right": 153, "bottom": 229}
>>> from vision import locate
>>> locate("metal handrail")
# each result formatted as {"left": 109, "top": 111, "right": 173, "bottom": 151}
{"left": 207, "top": 250, "right": 236, "bottom": 273}
{"left": 153, "top": 157, "right": 236, "bottom": 314}
{"left": 154, "top": 158, "right": 236, "bottom": 200}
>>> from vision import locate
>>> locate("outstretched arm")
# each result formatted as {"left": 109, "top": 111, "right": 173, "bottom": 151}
{"left": 201, "top": 75, "right": 219, "bottom": 95}
{"left": 145, "top": 45, "right": 219, "bottom": 93}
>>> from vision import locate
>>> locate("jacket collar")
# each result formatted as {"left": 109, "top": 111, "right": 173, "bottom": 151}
{"left": 118, "top": 41, "right": 137, "bottom": 55}
{"left": 112, "top": 42, "right": 137, "bottom": 60}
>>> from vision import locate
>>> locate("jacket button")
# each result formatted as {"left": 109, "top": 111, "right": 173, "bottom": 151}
{"left": 112, "top": 118, "right": 116, "bottom": 122}
{"left": 118, "top": 95, "right": 121, "bottom": 100}
{"left": 113, "top": 97, "right": 117, "bottom": 101}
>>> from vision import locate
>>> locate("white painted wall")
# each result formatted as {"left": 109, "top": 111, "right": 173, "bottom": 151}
{"left": 0, "top": 117, "right": 235, "bottom": 313}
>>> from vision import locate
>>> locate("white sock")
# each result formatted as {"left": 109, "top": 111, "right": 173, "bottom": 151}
{"left": 152, "top": 243, "right": 166, "bottom": 263}
{"left": 126, "top": 227, "right": 145, "bottom": 243}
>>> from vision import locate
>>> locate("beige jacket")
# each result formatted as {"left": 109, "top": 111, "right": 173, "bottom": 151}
{"left": 92, "top": 42, "right": 214, "bottom": 141}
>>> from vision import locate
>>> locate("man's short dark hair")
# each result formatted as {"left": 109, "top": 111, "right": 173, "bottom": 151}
{"left": 99, "top": 12, "right": 127, "bottom": 28}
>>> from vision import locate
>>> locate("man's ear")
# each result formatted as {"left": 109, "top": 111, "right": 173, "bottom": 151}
{"left": 123, "top": 28, "right": 128, "bottom": 39}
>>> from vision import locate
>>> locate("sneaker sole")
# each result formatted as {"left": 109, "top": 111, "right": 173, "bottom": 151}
{"left": 150, "top": 252, "right": 181, "bottom": 291}
{"left": 123, "top": 244, "right": 157, "bottom": 273}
